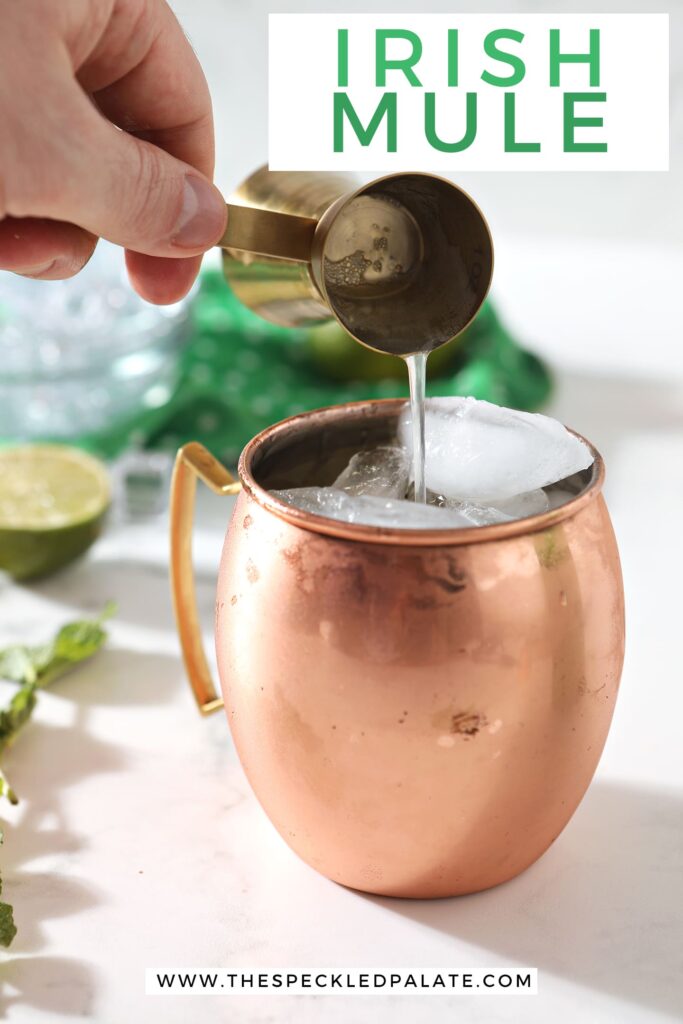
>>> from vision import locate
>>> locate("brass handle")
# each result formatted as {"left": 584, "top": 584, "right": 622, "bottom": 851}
{"left": 169, "top": 443, "right": 242, "bottom": 715}
{"left": 220, "top": 204, "right": 318, "bottom": 263}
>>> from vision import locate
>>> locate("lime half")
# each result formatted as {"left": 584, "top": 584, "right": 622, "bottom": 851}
{"left": 0, "top": 445, "right": 110, "bottom": 580}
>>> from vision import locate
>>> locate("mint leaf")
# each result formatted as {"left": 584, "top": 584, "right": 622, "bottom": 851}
{"left": 0, "top": 602, "right": 116, "bottom": 691}
{"left": 0, "top": 900, "right": 17, "bottom": 947}
{"left": 0, "top": 682, "right": 38, "bottom": 758}
{"left": 0, "top": 769, "right": 17, "bottom": 806}
{"left": 0, "top": 647, "right": 36, "bottom": 686}
{"left": 0, "top": 830, "right": 16, "bottom": 946}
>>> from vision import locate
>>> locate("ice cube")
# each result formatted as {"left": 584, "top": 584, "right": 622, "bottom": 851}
{"left": 440, "top": 499, "right": 513, "bottom": 526}
{"left": 440, "top": 485, "right": 552, "bottom": 524}
{"left": 398, "top": 397, "right": 593, "bottom": 502}
{"left": 333, "top": 446, "right": 410, "bottom": 498}
{"left": 273, "top": 487, "right": 351, "bottom": 519}
{"left": 273, "top": 487, "right": 474, "bottom": 529}
{"left": 545, "top": 486, "right": 579, "bottom": 511}
{"left": 494, "top": 488, "right": 550, "bottom": 518}
{"left": 436, "top": 488, "right": 549, "bottom": 525}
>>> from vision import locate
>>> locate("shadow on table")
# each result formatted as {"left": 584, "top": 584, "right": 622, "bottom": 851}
{"left": 23, "top": 552, "right": 217, "bottom": 637}
{"left": 55, "top": 647, "right": 183, "bottom": 708}
{"left": 0, "top": 957, "right": 98, "bottom": 1018}
{"left": 370, "top": 779, "right": 683, "bottom": 1018}
{"left": 0, "top": 648, "right": 180, "bottom": 1017}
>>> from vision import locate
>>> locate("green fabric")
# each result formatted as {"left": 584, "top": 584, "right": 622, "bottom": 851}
{"left": 141, "top": 270, "right": 552, "bottom": 467}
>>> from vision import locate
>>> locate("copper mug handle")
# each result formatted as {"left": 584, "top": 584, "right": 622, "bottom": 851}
{"left": 169, "top": 443, "right": 242, "bottom": 715}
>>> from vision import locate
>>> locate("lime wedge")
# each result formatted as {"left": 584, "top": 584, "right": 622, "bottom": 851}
{"left": 0, "top": 445, "right": 110, "bottom": 580}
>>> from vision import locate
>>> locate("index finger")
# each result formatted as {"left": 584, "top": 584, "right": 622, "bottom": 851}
{"left": 76, "top": 0, "right": 218, "bottom": 301}
{"left": 78, "top": 0, "right": 215, "bottom": 176}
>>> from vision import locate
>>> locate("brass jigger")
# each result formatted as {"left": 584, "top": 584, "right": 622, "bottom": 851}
{"left": 219, "top": 167, "right": 494, "bottom": 357}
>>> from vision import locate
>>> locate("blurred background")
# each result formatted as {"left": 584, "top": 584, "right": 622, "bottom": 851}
{"left": 3, "top": 0, "right": 681, "bottom": 473}
{"left": 193, "top": 0, "right": 683, "bottom": 247}
{"left": 187, "top": 0, "right": 683, "bottom": 382}
{"left": 0, "top": 0, "right": 681, "bottom": 531}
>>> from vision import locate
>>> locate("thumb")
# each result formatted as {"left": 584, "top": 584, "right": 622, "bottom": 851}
{"left": 19, "top": 111, "right": 227, "bottom": 259}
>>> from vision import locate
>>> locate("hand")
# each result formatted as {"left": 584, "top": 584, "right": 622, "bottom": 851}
{"left": 0, "top": 0, "right": 227, "bottom": 303}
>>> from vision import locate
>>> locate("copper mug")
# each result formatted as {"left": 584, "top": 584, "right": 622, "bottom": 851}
{"left": 169, "top": 399, "right": 625, "bottom": 899}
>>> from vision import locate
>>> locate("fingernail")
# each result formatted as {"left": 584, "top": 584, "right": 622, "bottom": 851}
{"left": 15, "top": 258, "right": 57, "bottom": 279}
{"left": 173, "top": 176, "right": 226, "bottom": 249}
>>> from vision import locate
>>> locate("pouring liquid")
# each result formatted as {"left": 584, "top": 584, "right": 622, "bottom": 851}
{"left": 405, "top": 352, "right": 428, "bottom": 503}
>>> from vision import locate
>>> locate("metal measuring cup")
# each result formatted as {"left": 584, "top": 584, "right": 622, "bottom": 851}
{"left": 219, "top": 166, "right": 493, "bottom": 357}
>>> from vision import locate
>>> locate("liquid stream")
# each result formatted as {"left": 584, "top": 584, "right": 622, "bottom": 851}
{"left": 405, "top": 352, "right": 428, "bottom": 503}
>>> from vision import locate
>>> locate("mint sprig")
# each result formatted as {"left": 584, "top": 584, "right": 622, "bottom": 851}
{"left": 0, "top": 603, "right": 115, "bottom": 947}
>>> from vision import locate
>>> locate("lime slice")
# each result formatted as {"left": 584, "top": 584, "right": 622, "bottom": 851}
{"left": 0, "top": 445, "right": 110, "bottom": 580}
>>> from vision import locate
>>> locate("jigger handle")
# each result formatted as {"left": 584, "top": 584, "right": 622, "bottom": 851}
{"left": 169, "top": 443, "right": 242, "bottom": 716}
{"left": 220, "top": 205, "right": 318, "bottom": 263}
